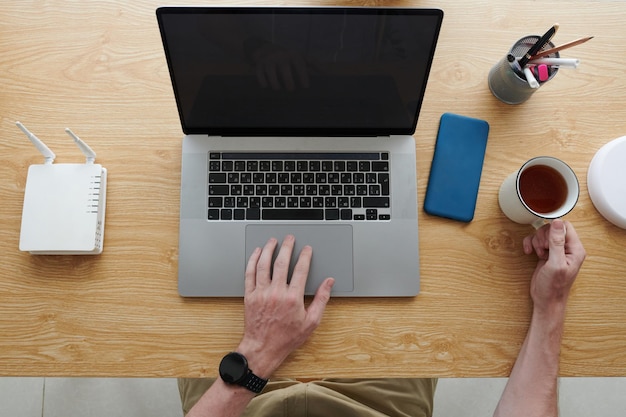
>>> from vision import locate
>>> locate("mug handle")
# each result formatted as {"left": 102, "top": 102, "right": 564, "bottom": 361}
{"left": 532, "top": 218, "right": 567, "bottom": 237}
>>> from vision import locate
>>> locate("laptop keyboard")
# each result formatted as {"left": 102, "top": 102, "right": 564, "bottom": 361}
{"left": 208, "top": 152, "right": 391, "bottom": 221}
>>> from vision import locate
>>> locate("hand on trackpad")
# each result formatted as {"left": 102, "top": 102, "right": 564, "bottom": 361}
{"left": 245, "top": 225, "right": 354, "bottom": 294}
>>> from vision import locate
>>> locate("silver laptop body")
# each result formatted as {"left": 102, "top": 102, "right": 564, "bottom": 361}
{"left": 156, "top": 6, "right": 443, "bottom": 297}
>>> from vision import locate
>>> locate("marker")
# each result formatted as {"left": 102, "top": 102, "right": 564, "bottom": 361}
{"left": 523, "top": 66, "right": 540, "bottom": 88}
{"left": 528, "top": 57, "right": 580, "bottom": 68}
{"left": 507, "top": 53, "right": 523, "bottom": 76}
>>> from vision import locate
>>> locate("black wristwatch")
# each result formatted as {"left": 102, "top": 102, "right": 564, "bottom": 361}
{"left": 219, "top": 352, "right": 268, "bottom": 393}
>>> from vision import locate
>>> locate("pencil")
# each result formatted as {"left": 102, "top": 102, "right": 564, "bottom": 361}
{"left": 529, "top": 36, "right": 594, "bottom": 60}
{"left": 519, "top": 23, "right": 559, "bottom": 68}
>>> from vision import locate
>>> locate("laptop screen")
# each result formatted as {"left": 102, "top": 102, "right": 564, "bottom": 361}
{"left": 157, "top": 7, "right": 443, "bottom": 136}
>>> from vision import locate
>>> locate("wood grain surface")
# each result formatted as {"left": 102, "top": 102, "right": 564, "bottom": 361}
{"left": 1, "top": 0, "right": 625, "bottom": 378}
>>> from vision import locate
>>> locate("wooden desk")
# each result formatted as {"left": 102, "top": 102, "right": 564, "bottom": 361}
{"left": 1, "top": 0, "right": 625, "bottom": 378}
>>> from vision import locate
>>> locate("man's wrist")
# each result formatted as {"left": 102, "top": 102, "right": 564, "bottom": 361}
{"left": 235, "top": 340, "right": 283, "bottom": 380}
{"left": 532, "top": 295, "right": 569, "bottom": 319}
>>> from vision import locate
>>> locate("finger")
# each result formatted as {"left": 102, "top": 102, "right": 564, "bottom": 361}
{"left": 288, "top": 245, "right": 313, "bottom": 295}
{"left": 256, "top": 238, "right": 278, "bottom": 287}
{"left": 272, "top": 235, "right": 295, "bottom": 286}
{"left": 530, "top": 224, "right": 552, "bottom": 258}
{"left": 523, "top": 234, "right": 533, "bottom": 254}
{"left": 244, "top": 247, "right": 262, "bottom": 296}
{"left": 535, "top": 234, "right": 548, "bottom": 259}
{"left": 306, "top": 277, "right": 335, "bottom": 328}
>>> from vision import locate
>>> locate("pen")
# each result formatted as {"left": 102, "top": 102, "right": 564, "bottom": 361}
{"left": 519, "top": 23, "right": 559, "bottom": 68}
{"left": 529, "top": 36, "right": 593, "bottom": 60}
{"left": 528, "top": 57, "right": 580, "bottom": 68}
{"left": 507, "top": 53, "right": 523, "bottom": 76}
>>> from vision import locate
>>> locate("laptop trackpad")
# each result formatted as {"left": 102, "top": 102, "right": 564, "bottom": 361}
{"left": 245, "top": 224, "right": 354, "bottom": 294}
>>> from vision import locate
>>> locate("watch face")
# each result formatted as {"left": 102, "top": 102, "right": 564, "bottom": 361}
{"left": 219, "top": 352, "right": 248, "bottom": 384}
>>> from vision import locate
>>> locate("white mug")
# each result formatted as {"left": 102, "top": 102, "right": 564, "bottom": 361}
{"left": 498, "top": 156, "right": 579, "bottom": 228}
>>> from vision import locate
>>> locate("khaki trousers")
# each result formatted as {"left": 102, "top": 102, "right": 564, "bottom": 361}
{"left": 178, "top": 378, "right": 437, "bottom": 417}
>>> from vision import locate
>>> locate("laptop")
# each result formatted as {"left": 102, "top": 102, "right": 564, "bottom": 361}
{"left": 156, "top": 6, "right": 443, "bottom": 297}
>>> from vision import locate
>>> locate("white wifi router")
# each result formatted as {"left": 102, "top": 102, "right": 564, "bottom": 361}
{"left": 17, "top": 122, "right": 107, "bottom": 255}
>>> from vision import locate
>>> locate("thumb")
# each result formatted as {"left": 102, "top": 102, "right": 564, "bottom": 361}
{"left": 547, "top": 219, "right": 567, "bottom": 264}
{"left": 306, "top": 278, "right": 335, "bottom": 325}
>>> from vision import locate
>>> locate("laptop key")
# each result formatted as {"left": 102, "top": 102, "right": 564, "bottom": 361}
{"left": 262, "top": 209, "right": 324, "bottom": 220}
{"left": 221, "top": 209, "right": 233, "bottom": 220}
{"left": 372, "top": 161, "right": 389, "bottom": 172}
{"left": 363, "top": 197, "right": 390, "bottom": 208}
{"left": 313, "top": 197, "right": 324, "bottom": 207}
{"left": 209, "top": 197, "right": 222, "bottom": 208}
{"left": 262, "top": 197, "right": 273, "bottom": 208}
{"left": 246, "top": 208, "right": 261, "bottom": 220}
{"left": 275, "top": 197, "right": 286, "bottom": 208}
{"left": 325, "top": 209, "right": 340, "bottom": 220}
{"left": 209, "top": 173, "right": 227, "bottom": 183}
{"left": 341, "top": 209, "right": 353, "bottom": 220}
{"left": 287, "top": 197, "right": 299, "bottom": 207}
{"left": 299, "top": 197, "right": 312, "bottom": 208}
{"left": 224, "top": 197, "right": 235, "bottom": 208}
{"left": 237, "top": 197, "right": 249, "bottom": 208}
{"left": 209, "top": 185, "right": 229, "bottom": 195}
{"left": 310, "top": 161, "right": 321, "bottom": 171}
{"left": 379, "top": 173, "right": 390, "bottom": 195}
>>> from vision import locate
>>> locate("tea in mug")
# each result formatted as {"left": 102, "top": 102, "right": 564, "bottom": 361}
{"left": 518, "top": 165, "right": 567, "bottom": 214}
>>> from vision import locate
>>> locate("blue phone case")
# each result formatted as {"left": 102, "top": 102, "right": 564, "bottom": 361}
{"left": 424, "top": 113, "right": 489, "bottom": 222}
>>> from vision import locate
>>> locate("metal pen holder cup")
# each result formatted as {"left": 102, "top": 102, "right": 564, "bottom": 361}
{"left": 488, "top": 36, "right": 560, "bottom": 104}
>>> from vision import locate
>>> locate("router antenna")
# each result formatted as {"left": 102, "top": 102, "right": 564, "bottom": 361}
{"left": 16, "top": 121, "right": 56, "bottom": 164}
{"left": 65, "top": 128, "right": 96, "bottom": 164}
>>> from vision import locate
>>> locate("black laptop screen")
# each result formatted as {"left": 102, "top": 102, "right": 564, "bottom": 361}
{"left": 157, "top": 7, "right": 443, "bottom": 136}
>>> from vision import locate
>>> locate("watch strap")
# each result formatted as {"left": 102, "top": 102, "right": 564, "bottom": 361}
{"left": 241, "top": 370, "right": 268, "bottom": 393}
